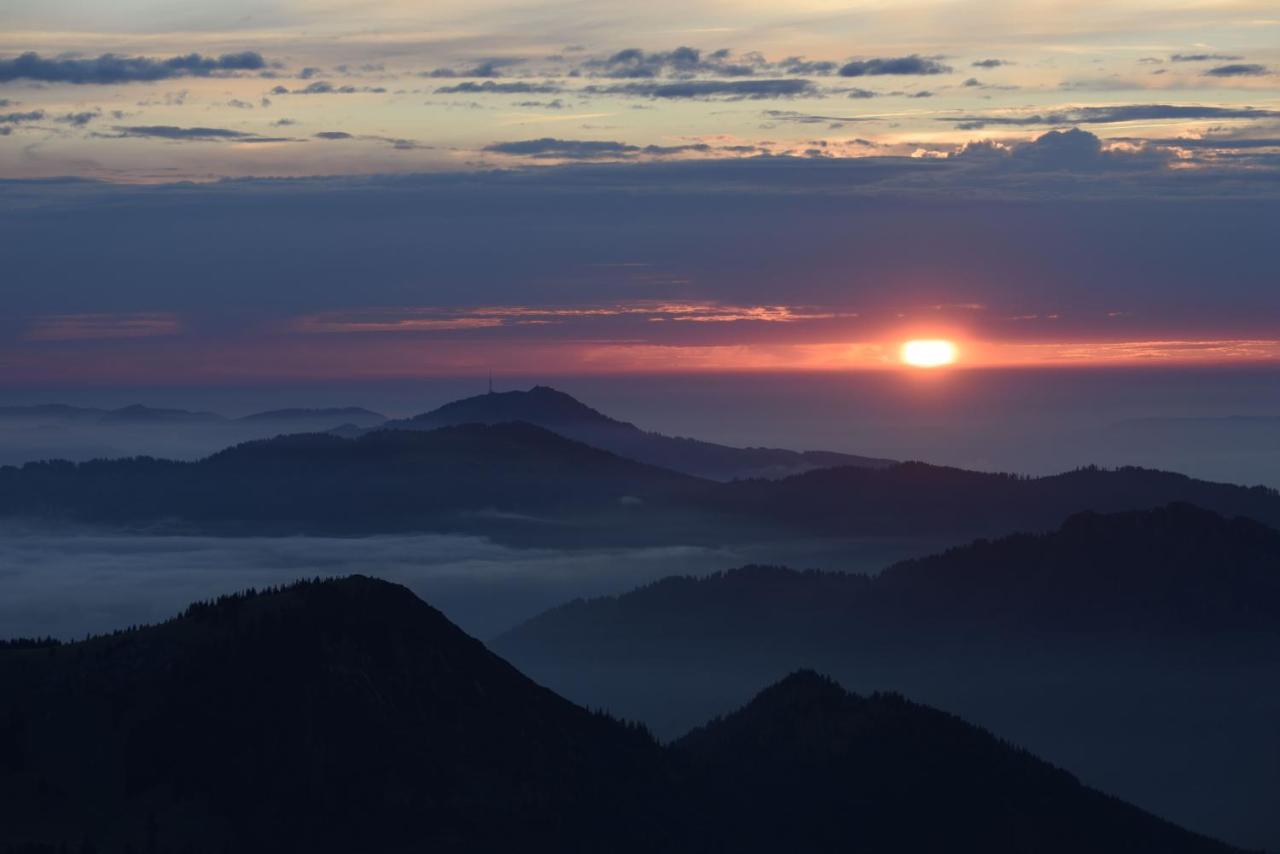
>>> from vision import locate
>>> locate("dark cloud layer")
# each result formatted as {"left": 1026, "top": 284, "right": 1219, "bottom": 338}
{"left": 582, "top": 47, "right": 758, "bottom": 78}
{"left": 1204, "top": 63, "right": 1270, "bottom": 77}
{"left": 109, "top": 125, "right": 290, "bottom": 143}
{"left": 434, "top": 81, "right": 562, "bottom": 94}
{"left": 424, "top": 58, "right": 525, "bottom": 78}
{"left": 0, "top": 110, "right": 45, "bottom": 125}
{"left": 1, "top": 148, "right": 1277, "bottom": 374}
{"left": 1170, "top": 53, "right": 1243, "bottom": 62}
{"left": 942, "top": 104, "right": 1280, "bottom": 129}
{"left": 585, "top": 79, "right": 814, "bottom": 99}
{"left": 0, "top": 51, "right": 265, "bottom": 84}
{"left": 269, "top": 82, "right": 387, "bottom": 95}
{"left": 839, "top": 55, "right": 951, "bottom": 76}
{"left": 483, "top": 137, "right": 721, "bottom": 159}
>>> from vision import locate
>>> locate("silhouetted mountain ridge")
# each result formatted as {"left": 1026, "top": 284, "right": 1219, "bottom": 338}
{"left": 495, "top": 504, "right": 1280, "bottom": 848}
{"left": 0, "top": 422, "right": 705, "bottom": 539}
{"left": 384, "top": 385, "right": 895, "bottom": 480}
{"left": 716, "top": 461, "right": 1280, "bottom": 536}
{"left": 5, "top": 423, "right": 1280, "bottom": 545}
{"left": 504, "top": 503, "right": 1280, "bottom": 653}
{"left": 0, "top": 578, "right": 1240, "bottom": 854}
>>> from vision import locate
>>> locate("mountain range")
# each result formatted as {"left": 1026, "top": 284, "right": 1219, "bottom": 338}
{"left": 495, "top": 503, "right": 1280, "bottom": 849}
{"left": 380, "top": 385, "right": 895, "bottom": 480}
{"left": 3, "top": 415, "right": 1279, "bottom": 548}
{"left": 0, "top": 576, "right": 1242, "bottom": 854}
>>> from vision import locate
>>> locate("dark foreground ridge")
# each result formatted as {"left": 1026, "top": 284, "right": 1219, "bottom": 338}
{"left": 496, "top": 503, "right": 1280, "bottom": 849}
{"left": 0, "top": 577, "right": 1241, "bottom": 854}
{"left": 504, "top": 502, "right": 1280, "bottom": 646}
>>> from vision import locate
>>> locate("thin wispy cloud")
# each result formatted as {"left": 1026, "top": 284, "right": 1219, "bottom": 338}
{"left": 25, "top": 313, "right": 181, "bottom": 341}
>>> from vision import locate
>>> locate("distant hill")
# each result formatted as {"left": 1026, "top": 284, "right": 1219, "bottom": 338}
{"left": 502, "top": 503, "right": 1280, "bottom": 651}
{"left": 716, "top": 460, "right": 1280, "bottom": 537}
{"left": 5, "top": 422, "right": 1280, "bottom": 547}
{"left": 383, "top": 385, "right": 896, "bottom": 480}
{"left": 0, "top": 423, "right": 708, "bottom": 541}
{"left": 95, "top": 404, "right": 225, "bottom": 424}
{"left": 0, "top": 577, "right": 1238, "bottom": 854}
{"left": 496, "top": 504, "right": 1280, "bottom": 849}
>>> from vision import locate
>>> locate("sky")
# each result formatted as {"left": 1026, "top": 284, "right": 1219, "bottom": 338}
{"left": 1, "top": 0, "right": 1278, "bottom": 382}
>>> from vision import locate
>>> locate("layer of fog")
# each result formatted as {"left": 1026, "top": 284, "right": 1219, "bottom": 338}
{"left": 0, "top": 527, "right": 934, "bottom": 641}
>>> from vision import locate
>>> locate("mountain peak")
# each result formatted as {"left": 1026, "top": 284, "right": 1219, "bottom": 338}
{"left": 404, "top": 385, "right": 629, "bottom": 429}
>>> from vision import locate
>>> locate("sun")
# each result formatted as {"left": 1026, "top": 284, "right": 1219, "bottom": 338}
{"left": 900, "top": 339, "right": 958, "bottom": 368}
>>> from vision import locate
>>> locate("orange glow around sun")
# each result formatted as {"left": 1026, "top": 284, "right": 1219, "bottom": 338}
{"left": 900, "top": 339, "right": 959, "bottom": 368}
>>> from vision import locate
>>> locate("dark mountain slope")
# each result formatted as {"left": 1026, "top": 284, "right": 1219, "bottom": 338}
{"left": 673, "top": 671, "right": 1238, "bottom": 854}
{"left": 496, "top": 505, "right": 1280, "bottom": 849}
{"left": 502, "top": 503, "right": 1280, "bottom": 653}
{"left": 0, "top": 576, "right": 668, "bottom": 854}
{"left": 718, "top": 461, "right": 1280, "bottom": 536}
{"left": 385, "top": 385, "right": 895, "bottom": 480}
{"left": 96, "top": 404, "right": 224, "bottom": 424}
{"left": 0, "top": 579, "right": 1241, "bottom": 854}
{"left": 0, "top": 423, "right": 707, "bottom": 538}
{"left": 5, "top": 421, "right": 1280, "bottom": 546}
{"left": 876, "top": 502, "right": 1280, "bottom": 635}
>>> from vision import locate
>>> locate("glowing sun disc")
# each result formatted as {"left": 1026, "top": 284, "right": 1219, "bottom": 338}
{"left": 901, "top": 339, "right": 958, "bottom": 368}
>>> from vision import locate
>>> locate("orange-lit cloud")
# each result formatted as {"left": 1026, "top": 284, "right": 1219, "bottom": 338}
{"left": 292, "top": 302, "right": 848, "bottom": 333}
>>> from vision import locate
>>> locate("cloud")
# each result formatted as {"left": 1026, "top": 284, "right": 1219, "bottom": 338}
{"left": 941, "top": 104, "right": 1280, "bottom": 129}
{"left": 25, "top": 313, "right": 181, "bottom": 341}
{"left": 1135, "top": 136, "right": 1280, "bottom": 150}
{"left": 434, "top": 81, "right": 562, "bottom": 95}
{"left": 269, "top": 82, "right": 387, "bottom": 95}
{"left": 1170, "top": 53, "right": 1243, "bottom": 62}
{"left": 0, "top": 51, "right": 266, "bottom": 84}
{"left": 482, "top": 137, "right": 718, "bottom": 160}
{"left": 581, "top": 47, "right": 760, "bottom": 79}
{"left": 296, "top": 301, "right": 841, "bottom": 332}
{"left": 585, "top": 79, "right": 815, "bottom": 99}
{"left": 424, "top": 58, "right": 525, "bottom": 78}
{"left": 1204, "top": 64, "right": 1270, "bottom": 77}
{"left": 971, "top": 59, "right": 1008, "bottom": 69}
{"left": 56, "top": 110, "right": 101, "bottom": 127}
{"left": 110, "top": 125, "right": 291, "bottom": 143}
{"left": 778, "top": 58, "right": 838, "bottom": 76}
{"left": 313, "top": 131, "right": 429, "bottom": 149}
{"left": 762, "top": 110, "right": 872, "bottom": 124}
{"left": 954, "top": 128, "right": 1171, "bottom": 172}
{"left": 839, "top": 55, "right": 951, "bottom": 77}
{"left": 0, "top": 110, "right": 45, "bottom": 125}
